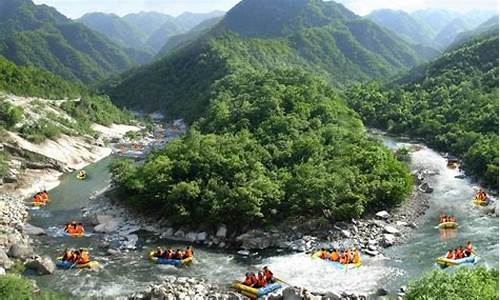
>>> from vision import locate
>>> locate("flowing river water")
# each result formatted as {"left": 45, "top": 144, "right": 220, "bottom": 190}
{"left": 26, "top": 134, "right": 499, "bottom": 298}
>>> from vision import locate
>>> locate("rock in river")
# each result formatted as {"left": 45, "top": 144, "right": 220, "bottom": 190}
{"left": 384, "top": 225, "right": 400, "bottom": 235}
{"left": 24, "top": 224, "right": 46, "bottom": 236}
{"left": 375, "top": 210, "right": 390, "bottom": 220}
{"left": 7, "top": 243, "right": 33, "bottom": 259}
{"left": 25, "top": 256, "right": 55, "bottom": 275}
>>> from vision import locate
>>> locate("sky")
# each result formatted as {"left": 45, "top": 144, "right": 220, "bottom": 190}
{"left": 33, "top": 0, "right": 499, "bottom": 19}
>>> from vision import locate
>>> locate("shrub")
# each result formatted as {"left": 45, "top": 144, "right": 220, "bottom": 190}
{"left": 0, "top": 274, "right": 32, "bottom": 300}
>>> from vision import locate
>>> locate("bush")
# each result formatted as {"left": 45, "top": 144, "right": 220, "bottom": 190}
{"left": 0, "top": 274, "right": 32, "bottom": 300}
{"left": 0, "top": 100, "right": 23, "bottom": 129}
{"left": 19, "top": 119, "right": 62, "bottom": 144}
{"left": 405, "top": 267, "right": 499, "bottom": 300}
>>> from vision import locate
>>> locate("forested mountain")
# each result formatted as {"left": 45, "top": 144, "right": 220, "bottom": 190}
{"left": 347, "top": 31, "right": 499, "bottom": 188}
{"left": 157, "top": 17, "right": 223, "bottom": 57}
{"left": 450, "top": 15, "right": 499, "bottom": 48}
{"left": 369, "top": 8, "right": 497, "bottom": 49}
{"left": 77, "top": 12, "right": 152, "bottom": 53}
{"left": 366, "top": 9, "right": 435, "bottom": 46}
{"left": 410, "top": 9, "right": 461, "bottom": 35}
{"left": 144, "top": 19, "right": 184, "bottom": 52}
{"left": 106, "top": 0, "right": 428, "bottom": 120}
{"left": 175, "top": 11, "right": 226, "bottom": 30}
{"left": 123, "top": 12, "right": 174, "bottom": 38}
{"left": 0, "top": 0, "right": 146, "bottom": 83}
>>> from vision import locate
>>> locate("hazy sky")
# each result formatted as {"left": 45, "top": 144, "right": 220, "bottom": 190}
{"left": 33, "top": 0, "right": 498, "bottom": 19}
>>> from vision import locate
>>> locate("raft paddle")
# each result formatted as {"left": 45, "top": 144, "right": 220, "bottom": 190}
{"left": 274, "top": 277, "right": 292, "bottom": 286}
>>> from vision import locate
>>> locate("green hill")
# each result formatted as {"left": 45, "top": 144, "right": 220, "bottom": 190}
{"left": 0, "top": 0, "right": 142, "bottom": 83}
{"left": 0, "top": 55, "right": 82, "bottom": 99}
{"left": 347, "top": 32, "right": 499, "bottom": 188}
{"left": 107, "top": 0, "right": 427, "bottom": 120}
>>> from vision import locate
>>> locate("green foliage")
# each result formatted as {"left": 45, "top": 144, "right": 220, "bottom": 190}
{"left": 405, "top": 267, "right": 499, "bottom": 300}
{"left": 395, "top": 147, "right": 411, "bottom": 162}
{"left": 19, "top": 119, "right": 62, "bottom": 143}
{"left": 111, "top": 69, "right": 412, "bottom": 229}
{"left": 0, "top": 56, "right": 83, "bottom": 99}
{"left": 346, "top": 34, "right": 499, "bottom": 188}
{"left": 0, "top": 100, "right": 23, "bottom": 129}
{"left": 0, "top": 150, "right": 9, "bottom": 179}
{"left": 61, "top": 96, "right": 133, "bottom": 127}
{"left": 0, "top": 275, "right": 32, "bottom": 300}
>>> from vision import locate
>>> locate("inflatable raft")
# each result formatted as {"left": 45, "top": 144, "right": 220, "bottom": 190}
{"left": 56, "top": 259, "right": 99, "bottom": 269}
{"left": 32, "top": 202, "right": 46, "bottom": 208}
{"left": 312, "top": 251, "right": 362, "bottom": 269}
{"left": 472, "top": 197, "right": 489, "bottom": 206}
{"left": 438, "top": 221, "right": 458, "bottom": 229}
{"left": 232, "top": 282, "right": 282, "bottom": 299}
{"left": 436, "top": 255, "right": 478, "bottom": 268}
{"left": 64, "top": 232, "right": 84, "bottom": 237}
{"left": 76, "top": 173, "right": 87, "bottom": 180}
{"left": 148, "top": 251, "right": 193, "bottom": 266}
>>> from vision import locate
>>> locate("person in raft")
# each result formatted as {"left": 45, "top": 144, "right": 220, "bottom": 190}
{"left": 475, "top": 190, "right": 488, "bottom": 201}
{"left": 33, "top": 192, "right": 48, "bottom": 205}
{"left": 61, "top": 248, "right": 90, "bottom": 264}
{"left": 64, "top": 221, "right": 84, "bottom": 234}
{"left": 243, "top": 267, "right": 275, "bottom": 288}
{"left": 439, "top": 214, "right": 457, "bottom": 224}
{"left": 445, "top": 242, "right": 473, "bottom": 259}
{"left": 319, "top": 248, "right": 360, "bottom": 264}
{"left": 153, "top": 247, "right": 193, "bottom": 260}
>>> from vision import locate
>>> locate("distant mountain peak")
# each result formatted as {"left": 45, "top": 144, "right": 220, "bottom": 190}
{"left": 222, "top": 0, "right": 356, "bottom": 37}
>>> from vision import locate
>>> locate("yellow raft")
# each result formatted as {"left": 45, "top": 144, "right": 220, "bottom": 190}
{"left": 76, "top": 173, "right": 87, "bottom": 180}
{"left": 232, "top": 281, "right": 282, "bottom": 299}
{"left": 438, "top": 221, "right": 458, "bottom": 229}
{"left": 436, "top": 254, "right": 478, "bottom": 268}
{"left": 64, "top": 231, "right": 84, "bottom": 237}
{"left": 472, "top": 197, "right": 489, "bottom": 206}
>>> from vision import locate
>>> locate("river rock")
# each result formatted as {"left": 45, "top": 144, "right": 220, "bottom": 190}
{"left": 7, "top": 243, "right": 33, "bottom": 259}
{"left": 419, "top": 182, "right": 433, "bottom": 193}
{"left": 24, "top": 224, "right": 46, "bottom": 236}
{"left": 383, "top": 234, "right": 396, "bottom": 247}
{"left": 282, "top": 287, "right": 302, "bottom": 300}
{"left": 196, "top": 232, "right": 207, "bottom": 242}
{"left": 375, "top": 210, "right": 390, "bottom": 220}
{"left": 173, "top": 229, "right": 185, "bottom": 239}
{"left": 322, "top": 291, "right": 342, "bottom": 300}
{"left": 0, "top": 267, "right": 5, "bottom": 275}
{"left": 376, "top": 288, "right": 389, "bottom": 296}
{"left": 94, "top": 218, "right": 122, "bottom": 233}
{"left": 90, "top": 214, "right": 114, "bottom": 226}
{"left": 160, "top": 228, "right": 174, "bottom": 239}
{"left": 0, "top": 250, "right": 13, "bottom": 269}
{"left": 185, "top": 232, "right": 198, "bottom": 242}
{"left": 384, "top": 225, "right": 400, "bottom": 235}
{"left": 236, "top": 230, "right": 272, "bottom": 250}
{"left": 106, "top": 248, "right": 120, "bottom": 256}
{"left": 364, "top": 249, "right": 379, "bottom": 257}
{"left": 341, "top": 229, "right": 351, "bottom": 238}
{"left": 216, "top": 224, "right": 227, "bottom": 239}
{"left": 25, "top": 256, "right": 55, "bottom": 275}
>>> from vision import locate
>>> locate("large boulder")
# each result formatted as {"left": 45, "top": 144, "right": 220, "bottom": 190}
{"left": 7, "top": 244, "right": 33, "bottom": 259}
{"left": 236, "top": 230, "right": 272, "bottom": 250}
{"left": 375, "top": 211, "right": 390, "bottom": 220}
{"left": 94, "top": 218, "right": 122, "bottom": 233}
{"left": 25, "top": 256, "right": 55, "bottom": 275}
{"left": 383, "top": 234, "right": 396, "bottom": 247}
{"left": 185, "top": 232, "right": 198, "bottom": 242}
{"left": 24, "top": 224, "right": 46, "bottom": 236}
{"left": 216, "top": 224, "right": 227, "bottom": 239}
{"left": 196, "top": 232, "right": 207, "bottom": 242}
{"left": 384, "top": 225, "right": 400, "bottom": 235}
{"left": 419, "top": 182, "right": 433, "bottom": 193}
{"left": 90, "top": 214, "right": 114, "bottom": 226}
{"left": 282, "top": 287, "right": 302, "bottom": 300}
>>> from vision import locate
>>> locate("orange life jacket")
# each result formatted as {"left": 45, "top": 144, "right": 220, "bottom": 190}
{"left": 466, "top": 244, "right": 473, "bottom": 253}
{"left": 175, "top": 251, "right": 183, "bottom": 259}
{"left": 34, "top": 194, "right": 43, "bottom": 203}
{"left": 264, "top": 270, "right": 273, "bottom": 281}
{"left": 257, "top": 276, "right": 267, "bottom": 287}
{"left": 244, "top": 276, "right": 253, "bottom": 286}
{"left": 62, "top": 251, "right": 73, "bottom": 261}
{"left": 41, "top": 193, "right": 49, "bottom": 202}
{"left": 75, "top": 225, "right": 84, "bottom": 234}
{"left": 456, "top": 249, "right": 463, "bottom": 259}
{"left": 185, "top": 249, "right": 193, "bottom": 258}
{"left": 66, "top": 226, "right": 76, "bottom": 234}
{"left": 78, "top": 251, "right": 90, "bottom": 264}
{"left": 446, "top": 251, "right": 453, "bottom": 259}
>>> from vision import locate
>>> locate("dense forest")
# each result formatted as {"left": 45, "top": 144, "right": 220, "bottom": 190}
{"left": 346, "top": 32, "right": 499, "bottom": 188}
{"left": 110, "top": 69, "right": 412, "bottom": 229}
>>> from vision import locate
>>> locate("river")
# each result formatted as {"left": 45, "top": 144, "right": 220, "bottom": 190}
{"left": 26, "top": 134, "right": 498, "bottom": 298}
